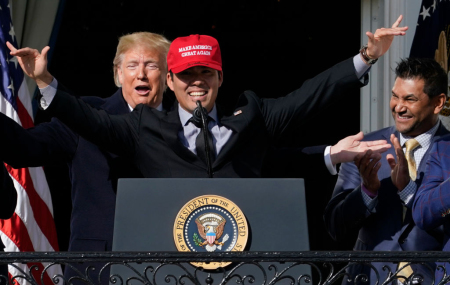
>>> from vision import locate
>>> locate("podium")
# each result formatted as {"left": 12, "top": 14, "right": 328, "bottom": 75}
{"left": 112, "top": 178, "right": 311, "bottom": 282}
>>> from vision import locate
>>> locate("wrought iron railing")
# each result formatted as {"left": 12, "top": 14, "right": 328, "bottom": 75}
{"left": 1, "top": 252, "right": 450, "bottom": 285}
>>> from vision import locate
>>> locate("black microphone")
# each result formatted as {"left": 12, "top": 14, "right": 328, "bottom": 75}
{"left": 191, "top": 101, "right": 206, "bottom": 127}
{"left": 193, "top": 101, "right": 213, "bottom": 178}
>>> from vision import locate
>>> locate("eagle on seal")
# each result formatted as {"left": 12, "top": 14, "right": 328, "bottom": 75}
{"left": 195, "top": 213, "right": 226, "bottom": 247}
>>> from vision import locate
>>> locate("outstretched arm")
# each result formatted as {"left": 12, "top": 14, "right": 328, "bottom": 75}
{"left": 262, "top": 17, "right": 407, "bottom": 139}
{"left": 330, "top": 131, "right": 391, "bottom": 165}
{"left": 264, "top": 132, "right": 390, "bottom": 178}
{"left": 7, "top": 42, "right": 137, "bottom": 157}
{"left": 0, "top": 112, "right": 77, "bottom": 168}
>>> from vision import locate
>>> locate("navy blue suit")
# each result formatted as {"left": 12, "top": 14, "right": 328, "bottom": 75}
{"left": 324, "top": 124, "right": 449, "bottom": 284}
{"left": 413, "top": 133, "right": 450, "bottom": 282}
{"left": 0, "top": 88, "right": 140, "bottom": 284}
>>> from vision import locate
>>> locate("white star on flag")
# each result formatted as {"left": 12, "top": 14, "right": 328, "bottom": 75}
{"left": 7, "top": 78, "right": 14, "bottom": 94}
{"left": 8, "top": 22, "right": 15, "bottom": 40}
{"left": 420, "top": 5, "right": 431, "bottom": 21}
{"left": 9, "top": 56, "right": 18, "bottom": 69}
{"left": 432, "top": 0, "right": 437, "bottom": 12}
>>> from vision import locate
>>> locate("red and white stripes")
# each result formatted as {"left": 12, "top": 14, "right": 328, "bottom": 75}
{"left": 0, "top": 79, "right": 62, "bottom": 285}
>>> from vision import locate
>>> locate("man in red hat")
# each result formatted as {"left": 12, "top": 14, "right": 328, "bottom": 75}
{"left": 7, "top": 17, "right": 406, "bottom": 179}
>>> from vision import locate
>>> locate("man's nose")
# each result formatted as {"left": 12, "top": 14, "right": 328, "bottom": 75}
{"left": 394, "top": 102, "right": 407, "bottom": 112}
{"left": 137, "top": 65, "right": 147, "bottom": 80}
{"left": 191, "top": 77, "right": 204, "bottom": 85}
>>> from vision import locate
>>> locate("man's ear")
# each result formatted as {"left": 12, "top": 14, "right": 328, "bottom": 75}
{"left": 434, "top": 93, "right": 447, "bottom": 114}
{"left": 167, "top": 72, "right": 174, "bottom": 91}
{"left": 218, "top": 71, "right": 224, "bottom": 87}
{"left": 117, "top": 67, "right": 124, "bottom": 85}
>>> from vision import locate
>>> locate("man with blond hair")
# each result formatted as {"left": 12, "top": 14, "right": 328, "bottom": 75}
{"left": 2, "top": 31, "right": 171, "bottom": 284}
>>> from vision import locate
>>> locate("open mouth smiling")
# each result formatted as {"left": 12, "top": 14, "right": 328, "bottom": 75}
{"left": 189, "top": 91, "right": 207, "bottom": 97}
{"left": 396, "top": 113, "right": 412, "bottom": 121}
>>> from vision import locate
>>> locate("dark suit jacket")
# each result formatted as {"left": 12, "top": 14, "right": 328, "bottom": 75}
{"left": 0, "top": 88, "right": 139, "bottom": 284}
{"left": 413, "top": 133, "right": 450, "bottom": 282}
{"left": 0, "top": 163, "right": 17, "bottom": 219}
{"left": 0, "top": 162, "right": 18, "bottom": 285}
{"left": 324, "top": 124, "right": 449, "bottom": 285}
{"left": 44, "top": 58, "right": 365, "bottom": 178}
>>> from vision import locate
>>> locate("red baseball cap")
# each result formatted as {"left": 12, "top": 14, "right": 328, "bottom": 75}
{"left": 167, "top": 34, "right": 222, "bottom": 73}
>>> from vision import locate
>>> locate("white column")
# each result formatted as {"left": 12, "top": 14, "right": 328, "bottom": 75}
{"left": 10, "top": 0, "right": 60, "bottom": 98}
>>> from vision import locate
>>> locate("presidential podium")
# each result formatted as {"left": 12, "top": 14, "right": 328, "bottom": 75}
{"left": 112, "top": 178, "right": 311, "bottom": 283}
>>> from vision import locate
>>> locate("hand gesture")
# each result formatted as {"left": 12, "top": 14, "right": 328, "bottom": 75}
{"left": 365, "top": 15, "right": 408, "bottom": 59}
{"left": 330, "top": 131, "right": 391, "bottom": 165}
{"left": 6, "top": 41, "right": 53, "bottom": 88}
{"left": 386, "top": 134, "right": 410, "bottom": 191}
{"left": 355, "top": 150, "right": 382, "bottom": 195}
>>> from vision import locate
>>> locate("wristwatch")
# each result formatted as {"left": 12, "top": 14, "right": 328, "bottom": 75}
{"left": 359, "top": 45, "right": 378, "bottom": 65}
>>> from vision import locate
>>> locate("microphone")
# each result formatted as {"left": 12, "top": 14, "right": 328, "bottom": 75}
{"left": 193, "top": 101, "right": 213, "bottom": 178}
{"left": 191, "top": 101, "right": 207, "bottom": 127}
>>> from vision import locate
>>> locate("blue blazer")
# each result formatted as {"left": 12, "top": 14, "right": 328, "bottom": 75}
{"left": 413, "top": 133, "right": 450, "bottom": 282}
{"left": 324, "top": 124, "right": 449, "bottom": 285}
{"left": 0, "top": 88, "right": 138, "bottom": 284}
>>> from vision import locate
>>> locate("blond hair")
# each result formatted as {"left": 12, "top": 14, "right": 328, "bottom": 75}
{"left": 113, "top": 32, "right": 171, "bottom": 87}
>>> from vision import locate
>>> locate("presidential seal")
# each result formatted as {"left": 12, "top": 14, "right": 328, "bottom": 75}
{"left": 173, "top": 195, "right": 249, "bottom": 269}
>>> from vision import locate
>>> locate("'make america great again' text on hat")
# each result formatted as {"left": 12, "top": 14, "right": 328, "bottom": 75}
{"left": 167, "top": 34, "right": 222, "bottom": 73}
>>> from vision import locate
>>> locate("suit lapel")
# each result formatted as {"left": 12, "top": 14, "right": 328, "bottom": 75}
{"left": 402, "top": 123, "right": 450, "bottom": 226}
{"left": 101, "top": 88, "right": 130, "bottom": 115}
{"left": 417, "top": 122, "right": 449, "bottom": 173}
{"left": 213, "top": 107, "right": 250, "bottom": 167}
{"left": 160, "top": 108, "right": 206, "bottom": 169}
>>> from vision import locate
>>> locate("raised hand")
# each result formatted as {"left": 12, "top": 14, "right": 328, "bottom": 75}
{"left": 6, "top": 41, "right": 53, "bottom": 88}
{"left": 330, "top": 131, "right": 391, "bottom": 165}
{"left": 355, "top": 150, "right": 382, "bottom": 195}
{"left": 365, "top": 15, "right": 408, "bottom": 59}
{"left": 386, "top": 134, "right": 410, "bottom": 191}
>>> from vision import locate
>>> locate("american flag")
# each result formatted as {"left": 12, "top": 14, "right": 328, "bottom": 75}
{"left": 0, "top": 0, "right": 61, "bottom": 284}
{"left": 409, "top": 0, "right": 450, "bottom": 130}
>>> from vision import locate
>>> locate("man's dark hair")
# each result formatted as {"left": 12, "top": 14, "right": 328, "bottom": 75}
{"left": 395, "top": 58, "right": 448, "bottom": 98}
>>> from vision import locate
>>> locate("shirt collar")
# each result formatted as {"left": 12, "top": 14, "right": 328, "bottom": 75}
{"left": 399, "top": 121, "right": 440, "bottom": 149}
{"left": 178, "top": 104, "right": 218, "bottom": 126}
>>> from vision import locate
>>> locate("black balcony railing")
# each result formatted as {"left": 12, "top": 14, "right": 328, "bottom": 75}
{"left": 1, "top": 252, "right": 450, "bottom": 285}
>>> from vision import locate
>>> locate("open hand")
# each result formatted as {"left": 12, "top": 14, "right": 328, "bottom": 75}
{"left": 330, "top": 131, "right": 391, "bottom": 165}
{"left": 386, "top": 134, "right": 410, "bottom": 190}
{"left": 6, "top": 41, "right": 53, "bottom": 88}
{"left": 365, "top": 15, "right": 408, "bottom": 59}
{"left": 355, "top": 150, "right": 382, "bottom": 194}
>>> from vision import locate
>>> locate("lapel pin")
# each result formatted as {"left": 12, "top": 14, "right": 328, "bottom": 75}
{"left": 233, "top": 110, "right": 242, "bottom": 116}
